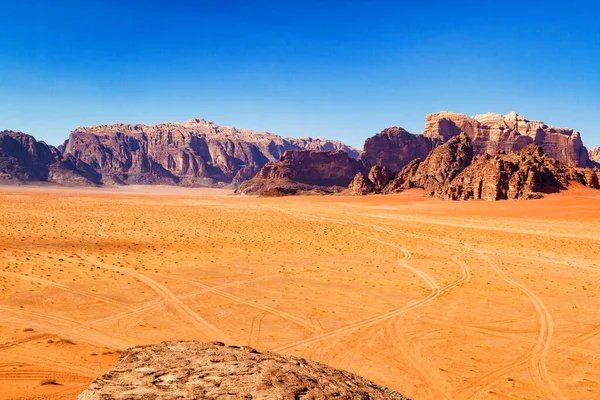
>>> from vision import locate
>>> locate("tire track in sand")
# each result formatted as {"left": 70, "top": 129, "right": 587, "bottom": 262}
{"left": 271, "top": 237, "right": 441, "bottom": 354}
{"left": 184, "top": 279, "right": 321, "bottom": 335}
{"left": 377, "top": 240, "right": 471, "bottom": 400}
{"left": 78, "top": 248, "right": 228, "bottom": 342}
{"left": 471, "top": 250, "right": 565, "bottom": 400}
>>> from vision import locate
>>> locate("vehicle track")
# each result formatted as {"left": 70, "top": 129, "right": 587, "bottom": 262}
{"left": 381, "top": 243, "right": 470, "bottom": 400}
{"left": 0, "top": 270, "right": 133, "bottom": 310}
{"left": 0, "top": 334, "right": 52, "bottom": 351}
{"left": 159, "top": 274, "right": 321, "bottom": 334}
{"left": 78, "top": 248, "right": 228, "bottom": 342}
{"left": 472, "top": 250, "right": 565, "bottom": 400}
{"left": 271, "top": 237, "right": 442, "bottom": 353}
{"left": 360, "top": 213, "right": 600, "bottom": 242}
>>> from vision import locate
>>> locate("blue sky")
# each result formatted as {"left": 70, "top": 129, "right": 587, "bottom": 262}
{"left": 1, "top": 0, "right": 599, "bottom": 149}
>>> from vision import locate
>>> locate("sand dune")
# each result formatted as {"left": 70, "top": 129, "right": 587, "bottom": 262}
{"left": 1, "top": 185, "right": 599, "bottom": 399}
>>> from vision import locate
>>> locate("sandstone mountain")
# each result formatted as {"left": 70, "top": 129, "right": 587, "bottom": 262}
{"left": 358, "top": 127, "right": 437, "bottom": 173}
{"left": 349, "top": 133, "right": 600, "bottom": 200}
{"left": 0, "top": 130, "right": 101, "bottom": 185}
{"left": 385, "top": 132, "right": 474, "bottom": 193}
{"left": 432, "top": 145, "right": 600, "bottom": 200}
{"left": 236, "top": 149, "right": 362, "bottom": 196}
{"left": 423, "top": 111, "right": 590, "bottom": 166}
{"left": 79, "top": 341, "right": 408, "bottom": 400}
{"left": 62, "top": 119, "right": 359, "bottom": 187}
{"left": 358, "top": 112, "right": 593, "bottom": 177}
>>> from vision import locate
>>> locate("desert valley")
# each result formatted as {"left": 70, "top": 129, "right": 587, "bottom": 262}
{"left": 1, "top": 183, "right": 600, "bottom": 399}
{"left": 1, "top": 109, "right": 600, "bottom": 399}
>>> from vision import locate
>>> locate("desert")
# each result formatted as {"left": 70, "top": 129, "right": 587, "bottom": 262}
{"left": 1, "top": 184, "right": 599, "bottom": 399}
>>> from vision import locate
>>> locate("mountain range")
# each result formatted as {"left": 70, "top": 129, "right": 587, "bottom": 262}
{"left": 2, "top": 112, "right": 598, "bottom": 194}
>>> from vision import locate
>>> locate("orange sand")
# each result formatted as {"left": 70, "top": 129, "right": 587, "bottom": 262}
{"left": 1, "top": 184, "right": 599, "bottom": 399}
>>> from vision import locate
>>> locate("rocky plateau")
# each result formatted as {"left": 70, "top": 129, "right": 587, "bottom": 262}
{"left": 78, "top": 341, "right": 408, "bottom": 400}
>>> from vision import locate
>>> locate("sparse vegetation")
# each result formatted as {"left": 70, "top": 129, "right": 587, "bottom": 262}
{"left": 40, "top": 378, "right": 58, "bottom": 386}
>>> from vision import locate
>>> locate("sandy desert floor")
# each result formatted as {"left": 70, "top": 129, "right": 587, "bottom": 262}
{"left": 1, "top": 184, "right": 599, "bottom": 399}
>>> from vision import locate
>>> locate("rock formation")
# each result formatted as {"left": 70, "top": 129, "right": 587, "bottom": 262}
{"left": 289, "top": 137, "right": 359, "bottom": 158}
{"left": 358, "top": 127, "right": 437, "bottom": 173}
{"left": 348, "top": 171, "right": 377, "bottom": 195}
{"left": 0, "top": 130, "right": 101, "bottom": 185}
{"left": 350, "top": 133, "right": 600, "bottom": 200}
{"left": 358, "top": 113, "right": 593, "bottom": 181}
{"left": 589, "top": 147, "right": 600, "bottom": 168}
{"left": 79, "top": 341, "right": 408, "bottom": 400}
{"left": 236, "top": 150, "right": 363, "bottom": 196}
{"left": 386, "top": 132, "right": 474, "bottom": 192}
{"left": 432, "top": 145, "right": 600, "bottom": 200}
{"left": 63, "top": 119, "right": 358, "bottom": 187}
{"left": 423, "top": 112, "right": 591, "bottom": 167}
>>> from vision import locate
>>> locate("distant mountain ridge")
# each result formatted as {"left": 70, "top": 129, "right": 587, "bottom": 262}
{"left": 61, "top": 118, "right": 359, "bottom": 187}
{"left": 0, "top": 112, "right": 596, "bottom": 189}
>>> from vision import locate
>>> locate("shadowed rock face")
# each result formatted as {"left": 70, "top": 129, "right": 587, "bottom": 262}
{"left": 386, "top": 132, "right": 474, "bottom": 192}
{"left": 63, "top": 119, "right": 359, "bottom": 187}
{"left": 358, "top": 127, "right": 437, "bottom": 173}
{"left": 0, "top": 130, "right": 101, "bottom": 185}
{"left": 236, "top": 150, "right": 363, "bottom": 195}
{"left": 78, "top": 341, "right": 409, "bottom": 400}
{"left": 431, "top": 145, "right": 600, "bottom": 200}
{"left": 423, "top": 112, "right": 591, "bottom": 167}
{"left": 350, "top": 134, "right": 600, "bottom": 200}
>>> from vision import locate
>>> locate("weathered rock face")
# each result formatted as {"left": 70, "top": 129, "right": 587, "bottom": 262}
{"left": 63, "top": 119, "right": 358, "bottom": 187}
{"left": 350, "top": 133, "right": 599, "bottom": 200}
{"left": 348, "top": 171, "right": 377, "bottom": 195}
{"left": 0, "top": 131, "right": 101, "bottom": 185}
{"left": 589, "top": 147, "right": 600, "bottom": 168}
{"left": 432, "top": 145, "right": 600, "bottom": 200}
{"left": 423, "top": 112, "right": 590, "bottom": 167}
{"left": 236, "top": 150, "right": 363, "bottom": 196}
{"left": 358, "top": 127, "right": 438, "bottom": 173}
{"left": 289, "top": 137, "right": 360, "bottom": 158}
{"left": 387, "top": 132, "right": 474, "bottom": 192}
{"left": 348, "top": 165, "right": 394, "bottom": 195}
{"left": 79, "top": 341, "right": 408, "bottom": 400}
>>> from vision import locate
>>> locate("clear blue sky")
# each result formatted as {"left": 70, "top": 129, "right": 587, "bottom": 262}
{"left": 1, "top": 0, "right": 599, "bottom": 149}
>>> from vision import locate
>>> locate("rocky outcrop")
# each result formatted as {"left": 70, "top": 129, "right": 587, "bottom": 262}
{"left": 432, "top": 145, "right": 600, "bottom": 200}
{"left": 358, "top": 127, "right": 438, "bottom": 173}
{"left": 386, "top": 132, "right": 474, "bottom": 192}
{"left": 63, "top": 119, "right": 358, "bottom": 187}
{"left": 423, "top": 112, "right": 590, "bottom": 167}
{"left": 79, "top": 341, "right": 408, "bottom": 400}
{"left": 236, "top": 150, "right": 363, "bottom": 196}
{"left": 350, "top": 133, "right": 600, "bottom": 200}
{"left": 352, "top": 134, "right": 473, "bottom": 195}
{"left": 348, "top": 171, "right": 377, "bottom": 195}
{"left": 0, "top": 131, "right": 101, "bottom": 185}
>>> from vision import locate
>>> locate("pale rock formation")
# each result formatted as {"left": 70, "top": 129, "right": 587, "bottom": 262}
{"left": 423, "top": 112, "right": 590, "bottom": 166}
{"left": 79, "top": 341, "right": 409, "bottom": 400}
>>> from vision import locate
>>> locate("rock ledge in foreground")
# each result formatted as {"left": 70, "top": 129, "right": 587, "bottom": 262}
{"left": 79, "top": 341, "right": 409, "bottom": 400}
